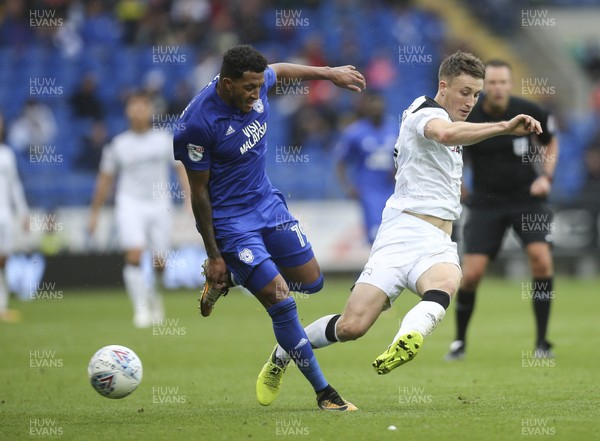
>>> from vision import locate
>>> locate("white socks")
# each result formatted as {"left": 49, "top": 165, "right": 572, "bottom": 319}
{"left": 123, "top": 264, "right": 152, "bottom": 327}
{"left": 0, "top": 270, "right": 8, "bottom": 314}
{"left": 147, "top": 272, "right": 165, "bottom": 323}
{"left": 394, "top": 300, "right": 446, "bottom": 342}
{"left": 275, "top": 314, "right": 339, "bottom": 362}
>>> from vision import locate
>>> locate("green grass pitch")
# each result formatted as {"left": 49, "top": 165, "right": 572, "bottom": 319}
{"left": 1, "top": 276, "right": 599, "bottom": 440}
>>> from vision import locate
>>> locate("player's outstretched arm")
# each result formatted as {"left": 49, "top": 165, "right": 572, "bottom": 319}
{"left": 175, "top": 162, "right": 192, "bottom": 211}
{"left": 185, "top": 168, "right": 228, "bottom": 290}
{"left": 88, "top": 171, "right": 114, "bottom": 235}
{"left": 425, "top": 114, "right": 543, "bottom": 146}
{"left": 270, "top": 63, "right": 366, "bottom": 92}
{"left": 530, "top": 135, "right": 558, "bottom": 197}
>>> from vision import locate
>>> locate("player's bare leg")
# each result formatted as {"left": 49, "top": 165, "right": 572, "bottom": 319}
{"left": 446, "top": 253, "right": 489, "bottom": 360}
{"left": 123, "top": 248, "right": 152, "bottom": 328}
{"left": 336, "top": 283, "right": 388, "bottom": 340}
{"left": 279, "top": 256, "right": 322, "bottom": 289}
{"left": 526, "top": 242, "right": 555, "bottom": 358}
{"left": 375, "top": 263, "right": 460, "bottom": 374}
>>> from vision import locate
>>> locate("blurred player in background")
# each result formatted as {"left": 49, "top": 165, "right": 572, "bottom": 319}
{"left": 0, "top": 113, "right": 29, "bottom": 323}
{"left": 446, "top": 59, "right": 559, "bottom": 360}
{"left": 88, "top": 92, "right": 188, "bottom": 328}
{"left": 335, "top": 92, "right": 397, "bottom": 243}
{"left": 174, "top": 45, "right": 365, "bottom": 411}
{"left": 258, "top": 51, "right": 543, "bottom": 400}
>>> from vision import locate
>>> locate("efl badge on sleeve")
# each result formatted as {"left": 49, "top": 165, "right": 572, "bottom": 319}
{"left": 187, "top": 143, "right": 204, "bottom": 162}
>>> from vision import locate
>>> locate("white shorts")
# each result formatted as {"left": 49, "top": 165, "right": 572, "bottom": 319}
{"left": 115, "top": 198, "right": 172, "bottom": 253}
{"left": 356, "top": 207, "right": 460, "bottom": 305}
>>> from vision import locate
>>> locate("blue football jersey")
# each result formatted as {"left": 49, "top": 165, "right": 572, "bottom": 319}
{"left": 173, "top": 67, "right": 278, "bottom": 219}
{"left": 334, "top": 117, "right": 397, "bottom": 193}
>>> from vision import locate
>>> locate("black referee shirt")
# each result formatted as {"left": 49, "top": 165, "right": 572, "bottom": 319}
{"left": 465, "top": 95, "right": 555, "bottom": 206}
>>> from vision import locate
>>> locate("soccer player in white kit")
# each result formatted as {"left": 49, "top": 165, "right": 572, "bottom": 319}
{"left": 88, "top": 92, "right": 188, "bottom": 328}
{"left": 256, "top": 51, "right": 543, "bottom": 403}
{"left": 0, "top": 113, "right": 29, "bottom": 323}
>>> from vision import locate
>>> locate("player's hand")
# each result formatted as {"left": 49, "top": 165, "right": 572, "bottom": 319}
{"left": 329, "top": 65, "right": 366, "bottom": 92}
{"left": 205, "top": 256, "right": 228, "bottom": 290}
{"left": 530, "top": 175, "right": 552, "bottom": 197}
{"left": 506, "top": 114, "right": 543, "bottom": 137}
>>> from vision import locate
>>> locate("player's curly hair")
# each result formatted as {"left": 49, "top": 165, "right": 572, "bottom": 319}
{"left": 439, "top": 51, "right": 485, "bottom": 83}
{"left": 220, "top": 45, "right": 268, "bottom": 80}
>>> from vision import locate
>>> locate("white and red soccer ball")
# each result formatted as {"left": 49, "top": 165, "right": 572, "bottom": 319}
{"left": 88, "top": 345, "right": 143, "bottom": 399}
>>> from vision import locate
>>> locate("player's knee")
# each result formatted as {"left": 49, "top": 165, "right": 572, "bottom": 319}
{"left": 125, "top": 255, "right": 142, "bottom": 266}
{"left": 460, "top": 269, "right": 483, "bottom": 291}
{"left": 299, "top": 273, "right": 324, "bottom": 294}
{"left": 336, "top": 317, "right": 368, "bottom": 341}
{"left": 530, "top": 255, "right": 552, "bottom": 278}
{"left": 269, "top": 279, "right": 290, "bottom": 303}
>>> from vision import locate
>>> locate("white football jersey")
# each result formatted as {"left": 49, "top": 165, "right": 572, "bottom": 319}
{"left": 100, "top": 129, "right": 175, "bottom": 204}
{"left": 386, "top": 96, "right": 463, "bottom": 221}
{"left": 0, "top": 144, "right": 28, "bottom": 216}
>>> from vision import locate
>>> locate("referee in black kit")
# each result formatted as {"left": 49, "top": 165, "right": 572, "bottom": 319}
{"left": 446, "top": 59, "right": 559, "bottom": 360}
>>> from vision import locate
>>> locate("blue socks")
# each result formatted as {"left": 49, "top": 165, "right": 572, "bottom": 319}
{"left": 267, "top": 297, "right": 328, "bottom": 392}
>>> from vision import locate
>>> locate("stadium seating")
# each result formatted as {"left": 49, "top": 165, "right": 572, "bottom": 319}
{"left": 0, "top": 2, "right": 589, "bottom": 207}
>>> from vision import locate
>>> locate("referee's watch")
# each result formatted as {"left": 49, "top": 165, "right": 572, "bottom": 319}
{"left": 541, "top": 173, "right": 554, "bottom": 184}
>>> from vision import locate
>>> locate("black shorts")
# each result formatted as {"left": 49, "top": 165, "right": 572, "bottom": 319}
{"left": 463, "top": 201, "right": 553, "bottom": 259}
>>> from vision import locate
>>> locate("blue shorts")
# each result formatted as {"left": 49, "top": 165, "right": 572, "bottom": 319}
{"left": 213, "top": 194, "right": 314, "bottom": 294}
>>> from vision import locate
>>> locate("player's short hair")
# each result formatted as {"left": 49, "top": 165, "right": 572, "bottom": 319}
{"left": 439, "top": 51, "right": 485, "bottom": 84}
{"left": 220, "top": 45, "right": 268, "bottom": 80}
{"left": 485, "top": 59, "right": 512, "bottom": 70}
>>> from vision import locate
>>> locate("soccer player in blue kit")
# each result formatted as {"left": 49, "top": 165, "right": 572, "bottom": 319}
{"left": 335, "top": 92, "right": 397, "bottom": 243}
{"left": 173, "top": 45, "right": 366, "bottom": 411}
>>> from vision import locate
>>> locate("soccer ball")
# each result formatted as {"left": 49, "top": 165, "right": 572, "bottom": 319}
{"left": 88, "top": 345, "right": 143, "bottom": 399}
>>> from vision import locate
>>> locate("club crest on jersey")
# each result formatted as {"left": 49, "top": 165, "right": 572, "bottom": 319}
{"left": 252, "top": 99, "right": 264, "bottom": 113}
{"left": 239, "top": 248, "right": 254, "bottom": 264}
{"left": 187, "top": 143, "right": 204, "bottom": 162}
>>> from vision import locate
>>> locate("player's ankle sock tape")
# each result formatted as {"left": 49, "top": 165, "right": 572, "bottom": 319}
{"left": 297, "top": 273, "right": 324, "bottom": 294}
{"left": 316, "top": 384, "right": 334, "bottom": 396}
{"left": 325, "top": 314, "right": 341, "bottom": 343}
{"left": 422, "top": 290, "right": 451, "bottom": 310}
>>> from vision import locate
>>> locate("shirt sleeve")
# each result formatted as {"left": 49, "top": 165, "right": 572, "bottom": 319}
{"left": 99, "top": 142, "right": 117, "bottom": 175}
{"left": 264, "top": 66, "right": 277, "bottom": 91}
{"left": 537, "top": 109, "right": 555, "bottom": 145}
{"left": 173, "top": 122, "right": 213, "bottom": 171}
{"left": 412, "top": 107, "right": 451, "bottom": 138}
